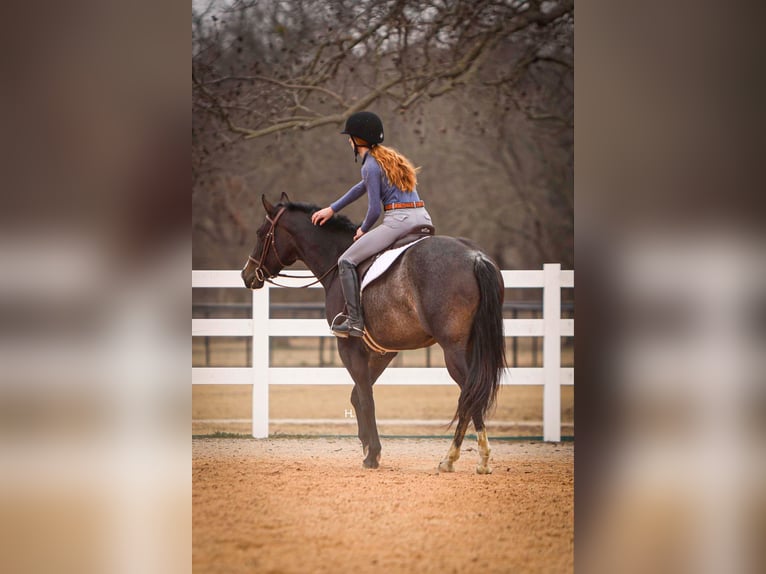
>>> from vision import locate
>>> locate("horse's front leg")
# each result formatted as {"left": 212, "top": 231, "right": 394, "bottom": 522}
{"left": 356, "top": 381, "right": 381, "bottom": 468}
{"left": 350, "top": 385, "right": 370, "bottom": 455}
{"left": 338, "top": 340, "right": 387, "bottom": 469}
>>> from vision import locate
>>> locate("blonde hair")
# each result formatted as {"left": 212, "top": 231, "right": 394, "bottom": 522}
{"left": 368, "top": 144, "right": 420, "bottom": 192}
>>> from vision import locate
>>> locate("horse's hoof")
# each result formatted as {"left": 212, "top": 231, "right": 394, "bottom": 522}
{"left": 438, "top": 460, "right": 455, "bottom": 473}
{"left": 476, "top": 464, "right": 493, "bottom": 475}
{"left": 363, "top": 457, "right": 380, "bottom": 469}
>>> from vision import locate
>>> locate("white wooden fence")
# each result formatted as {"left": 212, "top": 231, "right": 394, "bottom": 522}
{"left": 192, "top": 264, "right": 574, "bottom": 441}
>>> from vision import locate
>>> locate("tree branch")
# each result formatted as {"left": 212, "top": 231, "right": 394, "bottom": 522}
{"left": 200, "top": 75, "right": 348, "bottom": 107}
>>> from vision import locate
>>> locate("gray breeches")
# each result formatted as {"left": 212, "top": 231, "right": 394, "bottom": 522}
{"left": 338, "top": 207, "right": 432, "bottom": 266}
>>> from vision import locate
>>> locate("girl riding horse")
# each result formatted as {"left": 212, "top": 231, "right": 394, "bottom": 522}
{"left": 311, "top": 111, "right": 433, "bottom": 338}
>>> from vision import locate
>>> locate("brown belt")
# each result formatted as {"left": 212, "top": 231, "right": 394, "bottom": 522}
{"left": 384, "top": 201, "right": 424, "bottom": 211}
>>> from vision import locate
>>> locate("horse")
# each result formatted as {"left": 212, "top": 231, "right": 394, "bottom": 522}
{"left": 242, "top": 192, "right": 506, "bottom": 473}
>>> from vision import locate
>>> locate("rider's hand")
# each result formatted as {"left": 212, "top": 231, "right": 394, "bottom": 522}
{"left": 354, "top": 227, "right": 365, "bottom": 241}
{"left": 311, "top": 207, "right": 334, "bottom": 226}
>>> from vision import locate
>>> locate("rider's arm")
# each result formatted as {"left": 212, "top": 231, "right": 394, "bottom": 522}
{"left": 330, "top": 180, "right": 366, "bottom": 214}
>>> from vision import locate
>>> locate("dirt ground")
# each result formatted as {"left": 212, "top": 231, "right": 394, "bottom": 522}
{"left": 192, "top": 437, "right": 573, "bottom": 574}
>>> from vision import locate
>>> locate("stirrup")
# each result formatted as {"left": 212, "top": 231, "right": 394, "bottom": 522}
{"left": 331, "top": 312, "right": 348, "bottom": 337}
{"left": 332, "top": 320, "right": 364, "bottom": 338}
{"left": 331, "top": 322, "right": 350, "bottom": 338}
{"left": 331, "top": 314, "right": 363, "bottom": 338}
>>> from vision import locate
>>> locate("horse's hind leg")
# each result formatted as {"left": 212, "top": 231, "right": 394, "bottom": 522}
{"left": 439, "top": 346, "right": 470, "bottom": 473}
{"left": 472, "top": 413, "right": 492, "bottom": 474}
{"left": 439, "top": 417, "right": 469, "bottom": 473}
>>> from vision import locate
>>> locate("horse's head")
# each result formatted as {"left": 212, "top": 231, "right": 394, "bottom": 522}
{"left": 242, "top": 192, "right": 300, "bottom": 289}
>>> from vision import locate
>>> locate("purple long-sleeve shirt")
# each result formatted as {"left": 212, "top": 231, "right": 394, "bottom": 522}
{"left": 330, "top": 154, "right": 421, "bottom": 232}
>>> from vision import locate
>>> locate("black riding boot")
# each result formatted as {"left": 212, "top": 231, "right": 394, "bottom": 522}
{"left": 333, "top": 260, "right": 364, "bottom": 338}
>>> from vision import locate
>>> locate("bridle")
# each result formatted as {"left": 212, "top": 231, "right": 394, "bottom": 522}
{"left": 247, "top": 205, "right": 337, "bottom": 288}
{"left": 248, "top": 206, "right": 288, "bottom": 283}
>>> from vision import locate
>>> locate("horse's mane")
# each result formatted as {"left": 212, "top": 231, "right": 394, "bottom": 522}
{"left": 281, "top": 201, "right": 358, "bottom": 235}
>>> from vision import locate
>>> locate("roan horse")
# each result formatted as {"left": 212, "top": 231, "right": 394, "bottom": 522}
{"left": 242, "top": 193, "right": 506, "bottom": 473}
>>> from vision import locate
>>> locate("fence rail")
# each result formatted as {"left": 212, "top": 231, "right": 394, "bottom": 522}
{"left": 193, "top": 300, "right": 573, "bottom": 368}
{"left": 192, "top": 264, "right": 574, "bottom": 441}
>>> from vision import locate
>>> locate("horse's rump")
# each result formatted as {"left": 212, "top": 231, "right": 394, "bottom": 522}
{"left": 361, "top": 236, "right": 493, "bottom": 350}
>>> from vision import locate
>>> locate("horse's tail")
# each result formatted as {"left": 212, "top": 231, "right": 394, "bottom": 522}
{"left": 452, "top": 253, "right": 507, "bottom": 427}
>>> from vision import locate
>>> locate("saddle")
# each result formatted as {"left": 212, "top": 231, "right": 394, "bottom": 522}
{"left": 357, "top": 223, "right": 435, "bottom": 281}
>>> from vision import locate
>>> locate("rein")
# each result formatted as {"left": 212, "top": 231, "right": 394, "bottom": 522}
{"left": 249, "top": 206, "right": 337, "bottom": 289}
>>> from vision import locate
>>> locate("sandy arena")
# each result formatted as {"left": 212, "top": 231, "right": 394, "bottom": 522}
{"left": 193, "top": 437, "right": 573, "bottom": 573}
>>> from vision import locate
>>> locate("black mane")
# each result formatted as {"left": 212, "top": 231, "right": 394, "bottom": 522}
{"left": 281, "top": 201, "right": 358, "bottom": 235}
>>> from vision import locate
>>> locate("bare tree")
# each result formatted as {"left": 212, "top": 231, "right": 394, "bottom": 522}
{"left": 192, "top": 0, "right": 573, "bottom": 270}
{"left": 193, "top": 0, "right": 573, "bottom": 138}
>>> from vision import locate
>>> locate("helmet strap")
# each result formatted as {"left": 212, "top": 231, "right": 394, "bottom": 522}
{"left": 350, "top": 136, "right": 376, "bottom": 163}
{"left": 351, "top": 136, "right": 363, "bottom": 163}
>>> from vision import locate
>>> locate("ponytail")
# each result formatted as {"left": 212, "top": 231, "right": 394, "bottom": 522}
{"left": 369, "top": 145, "right": 420, "bottom": 192}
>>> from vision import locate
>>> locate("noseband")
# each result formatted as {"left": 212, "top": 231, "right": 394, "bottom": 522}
{"left": 247, "top": 205, "right": 337, "bottom": 288}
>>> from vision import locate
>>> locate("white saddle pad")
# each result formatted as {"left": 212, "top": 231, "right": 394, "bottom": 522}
{"left": 360, "top": 236, "right": 430, "bottom": 292}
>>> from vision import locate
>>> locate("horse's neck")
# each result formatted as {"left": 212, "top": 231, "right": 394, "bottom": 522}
{"left": 291, "top": 228, "right": 351, "bottom": 319}
{"left": 295, "top": 232, "right": 351, "bottom": 289}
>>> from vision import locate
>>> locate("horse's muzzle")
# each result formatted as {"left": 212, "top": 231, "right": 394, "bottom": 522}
{"left": 241, "top": 267, "right": 264, "bottom": 290}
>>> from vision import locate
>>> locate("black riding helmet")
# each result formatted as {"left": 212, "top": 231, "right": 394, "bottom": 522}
{"left": 341, "top": 111, "right": 384, "bottom": 144}
{"left": 341, "top": 112, "right": 384, "bottom": 161}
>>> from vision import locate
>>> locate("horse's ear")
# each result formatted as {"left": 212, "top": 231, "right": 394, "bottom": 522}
{"left": 280, "top": 192, "right": 290, "bottom": 203}
{"left": 262, "top": 194, "right": 274, "bottom": 214}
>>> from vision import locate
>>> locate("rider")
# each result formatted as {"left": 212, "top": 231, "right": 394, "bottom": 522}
{"left": 311, "top": 111, "right": 433, "bottom": 338}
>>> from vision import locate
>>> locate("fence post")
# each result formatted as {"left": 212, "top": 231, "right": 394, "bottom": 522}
{"left": 251, "top": 286, "right": 270, "bottom": 438}
{"left": 543, "top": 263, "right": 561, "bottom": 442}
